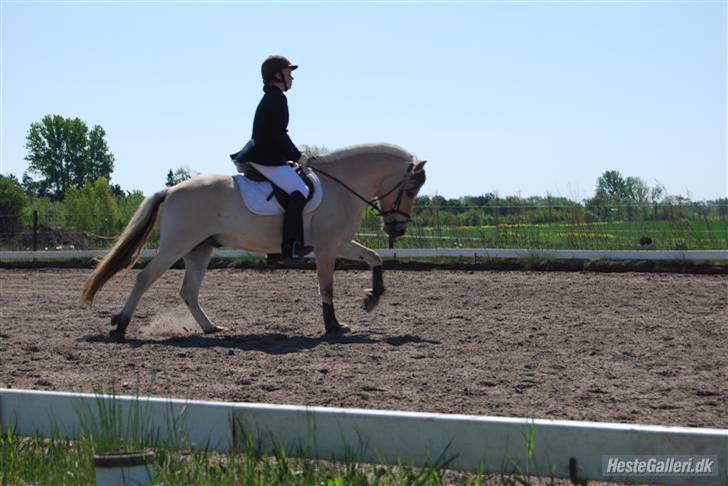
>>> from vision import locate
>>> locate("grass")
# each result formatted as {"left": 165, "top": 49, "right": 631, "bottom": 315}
{"left": 5, "top": 213, "right": 727, "bottom": 253}
{"left": 356, "top": 219, "right": 728, "bottom": 251}
{"left": 0, "top": 429, "right": 574, "bottom": 485}
{"left": 0, "top": 391, "right": 573, "bottom": 486}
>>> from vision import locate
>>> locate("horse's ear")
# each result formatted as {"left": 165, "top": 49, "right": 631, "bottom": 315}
{"left": 414, "top": 160, "right": 427, "bottom": 172}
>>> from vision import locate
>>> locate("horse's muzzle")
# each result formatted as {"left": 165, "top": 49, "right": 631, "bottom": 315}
{"left": 383, "top": 221, "right": 407, "bottom": 238}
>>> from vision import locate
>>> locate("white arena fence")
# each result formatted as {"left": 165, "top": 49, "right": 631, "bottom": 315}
{"left": 1, "top": 248, "right": 727, "bottom": 261}
{"left": 1, "top": 389, "right": 726, "bottom": 485}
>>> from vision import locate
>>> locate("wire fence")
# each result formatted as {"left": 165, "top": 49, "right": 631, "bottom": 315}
{"left": 1, "top": 202, "right": 727, "bottom": 252}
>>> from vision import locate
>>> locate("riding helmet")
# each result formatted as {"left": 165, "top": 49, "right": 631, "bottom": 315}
{"left": 261, "top": 55, "right": 298, "bottom": 83}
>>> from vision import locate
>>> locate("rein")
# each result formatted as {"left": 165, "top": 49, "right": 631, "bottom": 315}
{"left": 310, "top": 162, "right": 414, "bottom": 220}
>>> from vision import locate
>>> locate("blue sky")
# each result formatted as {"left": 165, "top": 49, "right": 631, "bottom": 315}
{"left": 1, "top": 1, "right": 726, "bottom": 201}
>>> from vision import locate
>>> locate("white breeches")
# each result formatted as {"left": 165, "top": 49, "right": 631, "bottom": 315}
{"left": 249, "top": 162, "right": 310, "bottom": 198}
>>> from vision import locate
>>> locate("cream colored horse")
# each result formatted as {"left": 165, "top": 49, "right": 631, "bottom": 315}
{"left": 81, "top": 144, "right": 427, "bottom": 339}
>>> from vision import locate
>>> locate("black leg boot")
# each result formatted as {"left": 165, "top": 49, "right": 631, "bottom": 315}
{"left": 282, "top": 191, "right": 312, "bottom": 260}
{"left": 323, "top": 303, "right": 351, "bottom": 335}
{"left": 362, "top": 266, "right": 385, "bottom": 311}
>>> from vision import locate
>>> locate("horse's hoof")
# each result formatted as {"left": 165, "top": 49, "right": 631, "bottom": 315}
{"left": 204, "top": 325, "right": 228, "bottom": 335}
{"left": 362, "top": 292, "right": 380, "bottom": 312}
{"left": 325, "top": 323, "right": 351, "bottom": 336}
{"left": 109, "top": 328, "right": 126, "bottom": 341}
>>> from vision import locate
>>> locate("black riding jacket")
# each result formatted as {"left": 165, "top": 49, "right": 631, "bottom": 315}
{"left": 232, "top": 85, "right": 302, "bottom": 166}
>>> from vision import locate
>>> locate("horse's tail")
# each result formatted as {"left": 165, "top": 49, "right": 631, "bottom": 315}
{"left": 81, "top": 189, "right": 168, "bottom": 305}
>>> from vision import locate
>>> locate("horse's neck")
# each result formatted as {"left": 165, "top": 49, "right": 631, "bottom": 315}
{"left": 313, "top": 156, "right": 405, "bottom": 199}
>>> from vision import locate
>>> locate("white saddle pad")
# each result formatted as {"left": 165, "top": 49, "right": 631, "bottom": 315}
{"left": 233, "top": 169, "right": 323, "bottom": 216}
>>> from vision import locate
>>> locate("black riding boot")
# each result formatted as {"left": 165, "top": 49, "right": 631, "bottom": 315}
{"left": 282, "top": 191, "right": 312, "bottom": 260}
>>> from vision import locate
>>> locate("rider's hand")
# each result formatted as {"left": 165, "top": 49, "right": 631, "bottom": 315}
{"left": 297, "top": 154, "right": 309, "bottom": 167}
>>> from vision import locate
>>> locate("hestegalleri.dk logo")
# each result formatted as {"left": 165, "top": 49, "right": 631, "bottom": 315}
{"left": 602, "top": 455, "right": 718, "bottom": 477}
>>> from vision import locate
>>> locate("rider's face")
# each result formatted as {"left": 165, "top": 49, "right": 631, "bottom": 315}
{"left": 282, "top": 68, "right": 294, "bottom": 91}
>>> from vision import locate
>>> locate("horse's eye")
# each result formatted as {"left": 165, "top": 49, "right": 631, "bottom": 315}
{"left": 405, "top": 190, "right": 415, "bottom": 198}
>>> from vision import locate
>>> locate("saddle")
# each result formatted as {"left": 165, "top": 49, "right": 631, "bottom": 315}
{"left": 238, "top": 162, "right": 315, "bottom": 209}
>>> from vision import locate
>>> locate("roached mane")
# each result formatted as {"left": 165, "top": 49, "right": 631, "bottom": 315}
{"left": 313, "top": 144, "right": 415, "bottom": 164}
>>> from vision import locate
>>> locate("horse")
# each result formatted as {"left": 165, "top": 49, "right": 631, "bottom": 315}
{"left": 81, "top": 144, "right": 427, "bottom": 339}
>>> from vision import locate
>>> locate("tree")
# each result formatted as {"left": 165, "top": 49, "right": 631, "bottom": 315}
{"left": 117, "top": 190, "right": 145, "bottom": 230}
{"left": 594, "top": 170, "right": 629, "bottom": 201}
{"left": 21, "top": 171, "right": 51, "bottom": 198}
{"left": 85, "top": 126, "right": 115, "bottom": 185}
{"left": 650, "top": 181, "right": 666, "bottom": 204}
{"left": 625, "top": 176, "right": 649, "bottom": 204}
{"left": 65, "top": 177, "right": 119, "bottom": 235}
{"left": 24, "top": 115, "right": 115, "bottom": 200}
{"left": 109, "top": 183, "right": 125, "bottom": 199}
{"left": 588, "top": 170, "right": 629, "bottom": 219}
{"left": 300, "top": 144, "right": 329, "bottom": 157}
{"left": 0, "top": 175, "right": 28, "bottom": 235}
{"left": 165, "top": 166, "right": 196, "bottom": 186}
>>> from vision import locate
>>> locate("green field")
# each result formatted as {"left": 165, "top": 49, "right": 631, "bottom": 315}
{"left": 356, "top": 219, "right": 728, "bottom": 251}
{"left": 3, "top": 202, "right": 727, "bottom": 252}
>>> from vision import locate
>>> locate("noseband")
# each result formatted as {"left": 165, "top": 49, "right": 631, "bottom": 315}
{"left": 311, "top": 162, "right": 415, "bottom": 221}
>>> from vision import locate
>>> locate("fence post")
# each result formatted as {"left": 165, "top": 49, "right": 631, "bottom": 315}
{"left": 434, "top": 205, "right": 439, "bottom": 247}
{"left": 494, "top": 198, "right": 499, "bottom": 246}
{"left": 32, "top": 210, "right": 38, "bottom": 252}
{"left": 547, "top": 196, "right": 552, "bottom": 222}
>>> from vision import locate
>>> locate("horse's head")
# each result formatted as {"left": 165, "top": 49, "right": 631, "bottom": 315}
{"left": 379, "top": 160, "right": 427, "bottom": 239}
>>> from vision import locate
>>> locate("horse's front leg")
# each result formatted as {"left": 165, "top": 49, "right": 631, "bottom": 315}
{"left": 337, "top": 240, "right": 385, "bottom": 312}
{"left": 315, "top": 251, "right": 351, "bottom": 335}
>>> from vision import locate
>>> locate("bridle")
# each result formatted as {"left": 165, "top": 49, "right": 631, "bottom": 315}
{"left": 310, "top": 162, "right": 416, "bottom": 222}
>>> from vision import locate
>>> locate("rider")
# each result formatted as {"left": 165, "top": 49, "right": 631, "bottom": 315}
{"left": 231, "top": 55, "right": 312, "bottom": 260}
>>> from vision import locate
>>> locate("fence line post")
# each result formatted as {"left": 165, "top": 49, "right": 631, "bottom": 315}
{"left": 547, "top": 196, "right": 552, "bottom": 222}
{"left": 434, "top": 205, "right": 439, "bottom": 247}
{"left": 494, "top": 198, "right": 499, "bottom": 246}
{"left": 32, "top": 210, "right": 38, "bottom": 252}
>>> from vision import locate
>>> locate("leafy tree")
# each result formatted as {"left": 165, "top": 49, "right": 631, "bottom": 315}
{"left": 24, "top": 115, "right": 115, "bottom": 200}
{"left": 94, "top": 178, "right": 119, "bottom": 235}
{"left": 109, "top": 183, "right": 125, "bottom": 199}
{"left": 21, "top": 171, "right": 51, "bottom": 198}
{"left": 430, "top": 195, "right": 447, "bottom": 207}
{"left": 22, "top": 195, "right": 65, "bottom": 229}
{"left": 594, "top": 170, "right": 629, "bottom": 201}
{"left": 85, "top": 126, "right": 114, "bottom": 185}
{"left": 117, "top": 190, "right": 145, "bottom": 229}
{"left": 3, "top": 173, "right": 21, "bottom": 186}
{"left": 165, "top": 166, "right": 196, "bottom": 186}
{"left": 64, "top": 188, "right": 89, "bottom": 233}
{"left": 461, "top": 208, "right": 483, "bottom": 226}
{"left": 625, "top": 176, "right": 650, "bottom": 204}
{"left": 300, "top": 144, "right": 329, "bottom": 157}
{"left": 0, "top": 175, "right": 28, "bottom": 235}
{"left": 65, "top": 177, "right": 119, "bottom": 235}
{"left": 475, "top": 193, "right": 497, "bottom": 207}
{"left": 650, "top": 181, "right": 666, "bottom": 204}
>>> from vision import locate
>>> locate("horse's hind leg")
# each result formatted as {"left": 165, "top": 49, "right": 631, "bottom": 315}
{"left": 180, "top": 242, "right": 225, "bottom": 334}
{"left": 337, "top": 241, "right": 385, "bottom": 312}
{"left": 111, "top": 248, "right": 184, "bottom": 339}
